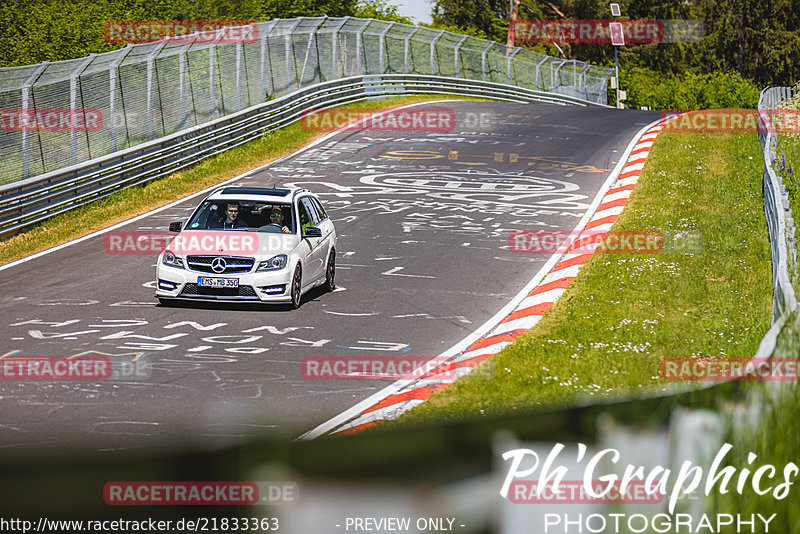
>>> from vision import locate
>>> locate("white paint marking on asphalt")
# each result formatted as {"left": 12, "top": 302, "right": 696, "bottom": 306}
{"left": 381, "top": 266, "right": 434, "bottom": 279}
{"left": 322, "top": 311, "right": 378, "bottom": 317}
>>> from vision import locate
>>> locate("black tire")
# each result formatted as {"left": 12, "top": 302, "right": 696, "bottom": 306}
{"left": 290, "top": 264, "right": 303, "bottom": 309}
{"left": 157, "top": 297, "right": 171, "bottom": 307}
{"left": 325, "top": 249, "right": 336, "bottom": 292}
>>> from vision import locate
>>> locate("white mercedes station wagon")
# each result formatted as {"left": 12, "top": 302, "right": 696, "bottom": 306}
{"left": 155, "top": 186, "right": 336, "bottom": 308}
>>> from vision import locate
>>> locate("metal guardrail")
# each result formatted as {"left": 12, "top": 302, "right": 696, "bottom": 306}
{"left": 0, "top": 74, "right": 607, "bottom": 239}
{"left": 757, "top": 86, "right": 798, "bottom": 330}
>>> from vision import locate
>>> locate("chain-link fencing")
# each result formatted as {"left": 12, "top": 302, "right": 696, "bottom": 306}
{"left": 0, "top": 17, "right": 612, "bottom": 186}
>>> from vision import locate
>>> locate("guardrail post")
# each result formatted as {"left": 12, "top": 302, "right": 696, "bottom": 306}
{"left": 70, "top": 55, "right": 95, "bottom": 163}
{"left": 430, "top": 30, "right": 445, "bottom": 75}
{"left": 506, "top": 48, "right": 520, "bottom": 85}
{"left": 20, "top": 63, "right": 48, "bottom": 180}
{"left": 404, "top": 27, "right": 419, "bottom": 74}
{"left": 480, "top": 42, "right": 493, "bottom": 81}
{"left": 355, "top": 19, "right": 370, "bottom": 74}
{"left": 378, "top": 22, "right": 395, "bottom": 74}
{"left": 454, "top": 35, "right": 467, "bottom": 77}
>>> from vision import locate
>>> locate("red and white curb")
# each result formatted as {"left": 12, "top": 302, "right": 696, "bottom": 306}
{"left": 299, "top": 116, "right": 676, "bottom": 440}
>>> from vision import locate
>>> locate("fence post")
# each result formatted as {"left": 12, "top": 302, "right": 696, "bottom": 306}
{"left": 209, "top": 28, "right": 228, "bottom": 118}
{"left": 261, "top": 21, "right": 277, "bottom": 100}
{"left": 430, "top": 30, "right": 445, "bottom": 75}
{"left": 284, "top": 19, "right": 303, "bottom": 93}
{"left": 378, "top": 22, "right": 395, "bottom": 74}
{"left": 404, "top": 27, "right": 419, "bottom": 74}
{"left": 20, "top": 63, "right": 48, "bottom": 180}
{"left": 109, "top": 46, "right": 131, "bottom": 152}
{"left": 506, "top": 48, "right": 520, "bottom": 85}
{"left": 355, "top": 19, "right": 370, "bottom": 74}
{"left": 299, "top": 18, "right": 326, "bottom": 86}
{"left": 534, "top": 56, "right": 548, "bottom": 90}
{"left": 331, "top": 17, "right": 349, "bottom": 80}
{"left": 70, "top": 54, "right": 95, "bottom": 163}
{"left": 236, "top": 38, "right": 243, "bottom": 111}
{"left": 480, "top": 42, "right": 493, "bottom": 81}
{"left": 552, "top": 59, "right": 566, "bottom": 88}
{"left": 578, "top": 64, "right": 589, "bottom": 96}
{"left": 453, "top": 35, "right": 467, "bottom": 77}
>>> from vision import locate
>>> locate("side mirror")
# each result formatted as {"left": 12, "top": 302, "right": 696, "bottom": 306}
{"left": 169, "top": 221, "right": 182, "bottom": 233}
{"left": 303, "top": 226, "right": 322, "bottom": 238}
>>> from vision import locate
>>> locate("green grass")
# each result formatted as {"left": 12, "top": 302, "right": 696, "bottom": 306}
{"left": 0, "top": 95, "right": 489, "bottom": 266}
{"left": 776, "top": 90, "right": 800, "bottom": 262}
{"left": 383, "top": 130, "right": 773, "bottom": 428}
{"left": 713, "top": 350, "right": 800, "bottom": 532}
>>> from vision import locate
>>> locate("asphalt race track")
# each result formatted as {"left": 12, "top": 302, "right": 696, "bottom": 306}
{"left": 0, "top": 101, "right": 659, "bottom": 454}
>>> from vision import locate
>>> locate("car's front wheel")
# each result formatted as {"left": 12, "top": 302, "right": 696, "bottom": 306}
{"left": 290, "top": 264, "right": 303, "bottom": 309}
{"left": 325, "top": 249, "right": 335, "bottom": 292}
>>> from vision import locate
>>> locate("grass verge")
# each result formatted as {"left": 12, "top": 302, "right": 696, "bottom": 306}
{"left": 384, "top": 130, "right": 773, "bottom": 427}
{"left": 0, "top": 95, "right": 488, "bottom": 266}
{"left": 776, "top": 90, "right": 800, "bottom": 262}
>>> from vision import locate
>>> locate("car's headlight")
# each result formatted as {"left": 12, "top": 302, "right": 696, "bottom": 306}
{"left": 162, "top": 250, "right": 184, "bottom": 269}
{"left": 256, "top": 254, "right": 287, "bottom": 272}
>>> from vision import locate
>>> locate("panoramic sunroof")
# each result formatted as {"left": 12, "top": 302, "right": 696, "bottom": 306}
{"left": 220, "top": 187, "right": 292, "bottom": 196}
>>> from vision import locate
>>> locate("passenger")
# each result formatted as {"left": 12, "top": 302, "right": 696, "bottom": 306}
{"left": 221, "top": 202, "right": 245, "bottom": 229}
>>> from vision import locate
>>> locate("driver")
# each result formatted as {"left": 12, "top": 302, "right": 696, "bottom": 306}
{"left": 269, "top": 206, "right": 291, "bottom": 233}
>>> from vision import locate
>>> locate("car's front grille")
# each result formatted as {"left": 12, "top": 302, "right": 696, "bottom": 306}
{"left": 179, "top": 284, "right": 258, "bottom": 299}
{"left": 186, "top": 255, "right": 254, "bottom": 274}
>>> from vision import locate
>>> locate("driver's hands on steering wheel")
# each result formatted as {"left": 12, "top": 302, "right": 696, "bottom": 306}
{"left": 265, "top": 222, "right": 291, "bottom": 233}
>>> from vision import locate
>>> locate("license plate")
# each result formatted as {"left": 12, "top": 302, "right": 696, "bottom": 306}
{"left": 198, "top": 277, "right": 239, "bottom": 288}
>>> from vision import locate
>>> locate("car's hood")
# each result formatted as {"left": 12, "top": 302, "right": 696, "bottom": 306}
{"left": 169, "top": 230, "right": 299, "bottom": 257}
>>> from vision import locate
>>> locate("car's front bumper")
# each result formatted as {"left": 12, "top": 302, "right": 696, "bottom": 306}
{"left": 155, "top": 264, "right": 293, "bottom": 303}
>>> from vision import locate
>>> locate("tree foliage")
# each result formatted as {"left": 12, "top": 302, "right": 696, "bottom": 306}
{"left": 432, "top": 0, "right": 800, "bottom": 88}
{"left": 0, "top": 0, "right": 357, "bottom": 67}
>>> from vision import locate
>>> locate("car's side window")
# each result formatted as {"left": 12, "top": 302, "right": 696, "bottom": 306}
{"left": 300, "top": 197, "right": 321, "bottom": 226}
{"left": 310, "top": 197, "right": 327, "bottom": 221}
{"left": 297, "top": 200, "right": 313, "bottom": 233}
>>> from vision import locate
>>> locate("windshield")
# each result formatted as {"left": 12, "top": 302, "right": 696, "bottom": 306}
{"left": 185, "top": 200, "right": 295, "bottom": 233}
